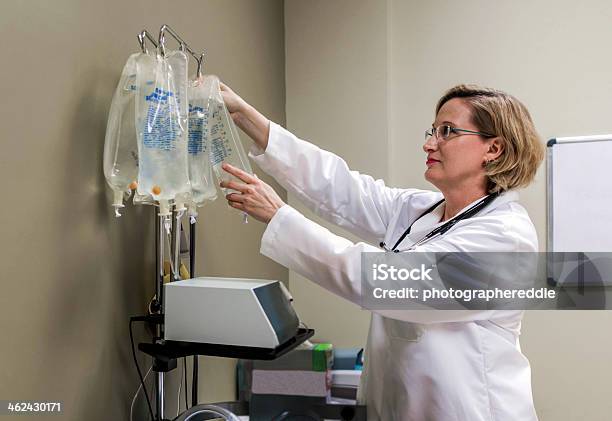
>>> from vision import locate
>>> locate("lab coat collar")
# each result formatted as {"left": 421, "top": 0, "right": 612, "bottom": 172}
{"left": 431, "top": 189, "right": 519, "bottom": 223}
{"left": 485, "top": 189, "right": 519, "bottom": 213}
{"left": 444, "top": 189, "right": 519, "bottom": 218}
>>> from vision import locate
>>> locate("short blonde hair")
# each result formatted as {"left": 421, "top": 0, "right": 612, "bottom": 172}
{"left": 436, "top": 85, "right": 544, "bottom": 193}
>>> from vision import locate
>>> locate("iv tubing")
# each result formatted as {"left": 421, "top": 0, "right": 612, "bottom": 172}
{"left": 173, "top": 210, "right": 183, "bottom": 281}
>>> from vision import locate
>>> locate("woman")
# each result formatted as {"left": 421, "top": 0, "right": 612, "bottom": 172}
{"left": 220, "top": 84, "right": 544, "bottom": 421}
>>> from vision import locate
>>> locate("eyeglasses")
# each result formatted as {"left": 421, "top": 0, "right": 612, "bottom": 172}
{"left": 425, "top": 125, "right": 495, "bottom": 141}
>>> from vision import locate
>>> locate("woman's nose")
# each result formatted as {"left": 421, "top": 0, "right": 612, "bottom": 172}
{"left": 423, "top": 136, "right": 438, "bottom": 153}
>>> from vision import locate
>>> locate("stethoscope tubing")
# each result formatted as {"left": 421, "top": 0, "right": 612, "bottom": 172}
{"left": 380, "top": 192, "right": 500, "bottom": 253}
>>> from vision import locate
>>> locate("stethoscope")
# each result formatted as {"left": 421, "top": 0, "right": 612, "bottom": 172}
{"left": 379, "top": 192, "right": 500, "bottom": 253}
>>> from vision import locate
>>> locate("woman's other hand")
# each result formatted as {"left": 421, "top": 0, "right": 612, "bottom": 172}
{"left": 221, "top": 163, "right": 286, "bottom": 223}
{"left": 220, "top": 82, "right": 270, "bottom": 150}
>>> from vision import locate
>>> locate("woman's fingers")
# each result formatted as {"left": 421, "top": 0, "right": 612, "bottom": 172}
{"left": 219, "top": 82, "right": 247, "bottom": 116}
{"left": 226, "top": 192, "right": 246, "bottom": 203}
{"left": 229, "top": 200, "right": 244, "bottom": 209}
{"left": 220, "top": 167, "right": 286, "bottom": 224}
{"left": 219, "top": 81, "right": 231, "bottom": 92}
{"left": 220, "top": 179, "right": 250, "bottom": 193}
{"left": 222, "top": 163, "right": 257, "bottom": 184}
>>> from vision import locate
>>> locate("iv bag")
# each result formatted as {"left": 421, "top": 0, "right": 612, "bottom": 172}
{"left": 186, "top": 76, "right": 218, "bottom": 213}
{"left": 133, "top": 191, "right": 155, "bottom": 206}
{"left": 205, "top": 75, "right": 253, "bottom": 194}
{"left": 135, "top": 50, "right": 191, "bottom": 215}
{"left": 103, "top": 53, "right": 140, "bottom": 217}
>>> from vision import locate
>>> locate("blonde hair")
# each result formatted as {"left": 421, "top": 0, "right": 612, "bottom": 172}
{"left": 436, "top": 84, "right": 544, "bottom": 193}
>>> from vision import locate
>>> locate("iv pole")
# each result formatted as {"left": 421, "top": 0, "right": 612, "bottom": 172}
{"left": 138, "top": 25, "right": 207, "bottom": 421}
{"left": 130, "top": 23, "right": 319, "bottom": 421}
{"left": 189, "top": 220, "right": 198, "bottom": 407}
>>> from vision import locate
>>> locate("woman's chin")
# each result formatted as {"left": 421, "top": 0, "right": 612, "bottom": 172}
{"left": 424, "top": 168, "right": 441, "bottom": 183}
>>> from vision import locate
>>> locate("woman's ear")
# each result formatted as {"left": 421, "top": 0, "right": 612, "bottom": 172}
{"left": 486, "top": 137, "right": 504, "bottom": 162}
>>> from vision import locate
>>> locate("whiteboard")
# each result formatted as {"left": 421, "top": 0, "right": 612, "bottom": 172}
{"left": 548, "top": 135, "right": 612, "bottom": 252}
{"left": 547, "top": 135, "right": 612, "bottom": 288}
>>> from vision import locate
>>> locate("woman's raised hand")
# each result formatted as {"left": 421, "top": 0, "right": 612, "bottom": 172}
{"left": 220, "top": 82, "right": 247, "bottom": 117}
{"left": 219, "top": 81, "right": 270, "bottom": 150}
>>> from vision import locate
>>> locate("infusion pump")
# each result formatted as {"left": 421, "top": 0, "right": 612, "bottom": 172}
{"left": 164, "top": 277, "right": 299, "bottom": 349}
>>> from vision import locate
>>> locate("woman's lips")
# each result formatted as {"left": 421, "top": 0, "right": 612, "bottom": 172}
{"left": 426, "top": 159, "right": 440, "bottom": 166}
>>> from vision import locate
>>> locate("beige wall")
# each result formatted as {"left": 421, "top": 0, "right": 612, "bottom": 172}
{"left": 284, "top": 0, "right": 388, "bottom": 346}
{"left": 0, "top": 0, "right": 286, "bottom": 420}
{"left": 286, "top": 0, "right": 612, "bottom": 420}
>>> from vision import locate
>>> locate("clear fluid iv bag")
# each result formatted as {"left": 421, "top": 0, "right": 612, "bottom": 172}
{"left": 133, "top": 191, "right": 155, "bottom": 206}
{"left": 103, "top": 53, "right": 140, "bottom": 217}
{"left": 205, "top": 75, "right": 253, "bottom": 194}
{"left": 186, "top": 76, "right": 218, "bottom": 219}
{"left": 135, "top": 50, "right": 191, "bottom": 215}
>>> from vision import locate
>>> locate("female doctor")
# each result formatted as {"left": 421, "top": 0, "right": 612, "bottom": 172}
{"left": 220, "top": 84, "right": 544, "bottom": 421}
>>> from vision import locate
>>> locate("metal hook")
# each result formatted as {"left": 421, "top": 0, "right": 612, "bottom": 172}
{"left": 158, "top": 24, "right": 205, "bottom": 76}
{"left": 159, "top": 25, "right": 193, "bottom": 58}
{"left": 137, "top": 29, "right": 158, "bottom": 54}
{"left": 196, "top": 52, "right": 205, "bottom": 78}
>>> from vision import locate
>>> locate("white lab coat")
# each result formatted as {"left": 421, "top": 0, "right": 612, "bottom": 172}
{"left": 249, "top": 122, "right": 539, "bottom": 421}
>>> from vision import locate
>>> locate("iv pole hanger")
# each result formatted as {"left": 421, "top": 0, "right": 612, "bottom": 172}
{"left": 158, "top": 24, "right": 205, "bottom": 78}
{"left": 137, "top": 29, "right": 158, "bottom": 54}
